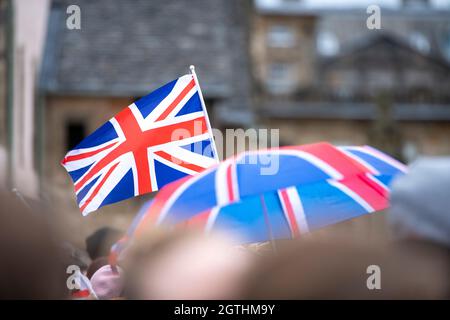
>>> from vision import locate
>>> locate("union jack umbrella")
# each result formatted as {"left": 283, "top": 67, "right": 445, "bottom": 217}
{"left": 111, "top": 142, "right": 407, "bottom": 251}
{"left": 61, "top": 67, "right": 218, "bottom": 215}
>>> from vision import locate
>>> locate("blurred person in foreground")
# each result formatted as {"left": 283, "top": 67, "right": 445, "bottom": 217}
{"left": 389, "top": 157, "right": 450, "bottom": 249}
{"left": 123, "top": 229, "right": 253, "bottom": 299}
{"left": 90, "top": 264, "right": 124, "bottom": 300}
{"left": 388, "top": 157, "right": 450, "bottom": 297}
{"left": 241, "top": 236, "right": 448, "bottom": 299}
{"left": 0, "top": 190, "right": 67, "bottom": 299}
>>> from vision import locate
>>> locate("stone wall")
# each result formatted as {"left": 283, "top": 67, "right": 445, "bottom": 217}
{"left": 264, "top": 118, "right": 450, "bottom": 160}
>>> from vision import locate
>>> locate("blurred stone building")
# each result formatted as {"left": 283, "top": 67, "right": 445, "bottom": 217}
{"left": 39, "top": 0, "right": 254, "bottom": 242}
{"left": 34, "top": 0, "right": 450, "bottom": 243}
{"left": 251, "top": 0, "right": 450, "bottom": 163}
{"left": 0, "top": 0, "right": 49, "bottom": 194}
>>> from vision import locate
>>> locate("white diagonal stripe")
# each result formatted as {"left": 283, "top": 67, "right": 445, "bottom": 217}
{"left": 81, "top": 158, "right": 132, "bottom": 216}
{"left": 63, "top": 144, "right": 120, "bottom": 173}
{"left": 328, "top": 179, "right": 374, "bottom": 213}
{"left": 153, "top": 153, "right": 198, "bottom": 176}
{"left": 284, "top": 186, "right": 309, "bottom": 233}
{"left": 64, "top": 138, "right": 120, "bottom": 158}
{"left": 165, "top": 85, "right": 197, "bottom": 120}
{"left": 161, "top": 145, "right": 217, "bottom": 169}
{"left": 144, "top": 75, "right": 194, "bottom": 124}
{"left": 147, "top": 132, "right": 212, "bottom": 152}
{"left": 205, "top": 207, "right": 221, "bottom": 233}
{"left": 215, "top": 159, "right": 233, "bottom": 206}
{"left": 337, "top": 147, "right": 380, "bottom": 175}
{"left": 147, "top": 111, "right": 205, "bottom": 130}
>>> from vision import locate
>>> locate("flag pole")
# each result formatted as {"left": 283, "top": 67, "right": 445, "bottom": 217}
{"left": 189, "top": 65, "right": 220, "bottom": 163}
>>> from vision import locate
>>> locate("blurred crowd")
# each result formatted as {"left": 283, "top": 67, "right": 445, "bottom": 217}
{"left": 0, "top": 157, "right": 449, "bottom": 300}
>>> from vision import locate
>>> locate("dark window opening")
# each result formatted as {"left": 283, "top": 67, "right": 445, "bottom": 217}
{"left": 66, "top": 121, "right": 86, "bottom": 151}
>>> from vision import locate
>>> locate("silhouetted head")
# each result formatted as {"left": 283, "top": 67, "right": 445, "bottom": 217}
{"left": 85, "top": 227, "right": 123, "bottom": 260}
{"left": 0, "top": 190, "right": 66, "bottom": 299}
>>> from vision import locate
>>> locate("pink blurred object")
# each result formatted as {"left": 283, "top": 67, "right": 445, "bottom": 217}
{"left": 90, "top": 265, "right": 124, "bottom": 300}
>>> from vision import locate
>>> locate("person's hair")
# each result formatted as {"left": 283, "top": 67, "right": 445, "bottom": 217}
{"left": 86, "top": 256, "right": 110, "bottom": 279}
{"left": 0, "top": 191, "right": 66, "bottom": 299}
{"left": 85, "top": 227, "right": 122, "bottom": 260}
{"left": 121, "top": 228, "right": 198, "bottom": 299}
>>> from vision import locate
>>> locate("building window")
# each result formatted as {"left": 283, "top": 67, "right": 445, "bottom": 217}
{"left": 66, "top": 121, "right": 86, "bottom": 151}
{"left": 317, "top": 31, "right": 340, "bottom": 57}
{"left": 266, "top": 62, "right": 294, "bottom": 94}
{"left": 267, "top": 25, "right": 296, "bottom": 48}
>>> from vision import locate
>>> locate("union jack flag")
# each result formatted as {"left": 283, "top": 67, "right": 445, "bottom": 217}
{"left": 61, "top": 74, "right": 218, "bottom": 216}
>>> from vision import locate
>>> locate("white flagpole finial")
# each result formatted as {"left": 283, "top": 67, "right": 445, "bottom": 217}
{"left": 189, "top": 65, "right": 195, "bottom": 72}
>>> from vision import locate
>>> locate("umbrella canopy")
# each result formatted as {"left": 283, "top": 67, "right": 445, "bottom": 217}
{"left": 116, "top": 142, "right": 407, "bottom": 246}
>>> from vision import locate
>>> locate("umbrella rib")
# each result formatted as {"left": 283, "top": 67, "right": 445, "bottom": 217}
{"left": 260, "top": 194, "right": 278, "bottom": 253}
